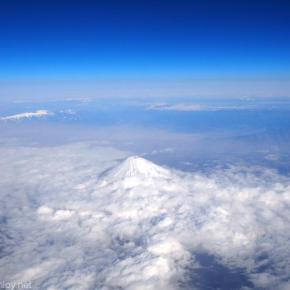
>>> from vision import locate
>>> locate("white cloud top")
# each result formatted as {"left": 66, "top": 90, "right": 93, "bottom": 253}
{"left": 1, "top": 143, "right": 290, "bottom": 289}
{"left": 0, "top": 110, "right": 51, "bottom": 121}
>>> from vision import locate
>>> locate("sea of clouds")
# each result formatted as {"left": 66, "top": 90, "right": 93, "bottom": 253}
{"left": 1, "top": 141, "right": 290, "bottom": 290}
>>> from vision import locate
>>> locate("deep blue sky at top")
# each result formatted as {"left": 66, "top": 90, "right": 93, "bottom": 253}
{"left": 0, "top": 0, "right": 290, "bottom": 99}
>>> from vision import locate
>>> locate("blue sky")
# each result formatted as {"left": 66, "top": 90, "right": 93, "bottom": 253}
{"left": 0, "top": 0, "right": 290, "bottom": 99}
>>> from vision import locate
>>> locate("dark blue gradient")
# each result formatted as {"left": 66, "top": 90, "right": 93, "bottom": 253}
{"left": 0, "top": 0, "right": 290, "bottom": 80}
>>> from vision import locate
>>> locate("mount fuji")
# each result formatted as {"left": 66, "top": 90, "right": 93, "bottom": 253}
{"left": 98, "top": 156, "right": 175, "bottom": 189}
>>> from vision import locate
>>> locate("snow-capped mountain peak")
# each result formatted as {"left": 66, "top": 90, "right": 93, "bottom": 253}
{"left": 99, "top": 156, "right": 171, "bottom": 188}
{"left": 110, "top": 156, "right": 170, "bottom": 178}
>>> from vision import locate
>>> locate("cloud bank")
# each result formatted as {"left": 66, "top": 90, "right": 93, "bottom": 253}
{"left": 147, "top": 103, "right": 251, "bottom": 112}
{"left": 1, "top": 142, "right": 290, "bottom": 289}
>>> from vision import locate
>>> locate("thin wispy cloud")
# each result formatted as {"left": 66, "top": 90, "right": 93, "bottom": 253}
{"left": 0, "top": 110, "right": 52, "bottom": 121}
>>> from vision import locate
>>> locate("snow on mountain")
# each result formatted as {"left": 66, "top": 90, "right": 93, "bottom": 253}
{"left": 99, "top": 156, "right": 173, "bottom": 188}
{"left": 108, "top": 156, "right": 171, "bottom": 179}
{"left": 0, "top": 110, "right": 52, "bottom": 121}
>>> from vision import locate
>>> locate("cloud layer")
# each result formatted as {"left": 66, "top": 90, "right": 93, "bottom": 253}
{"left": 147, "top": 103, "right": 250, "bottom": 112}
{"left": 1, "top": 142, "right": 290, "bottom": 289}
